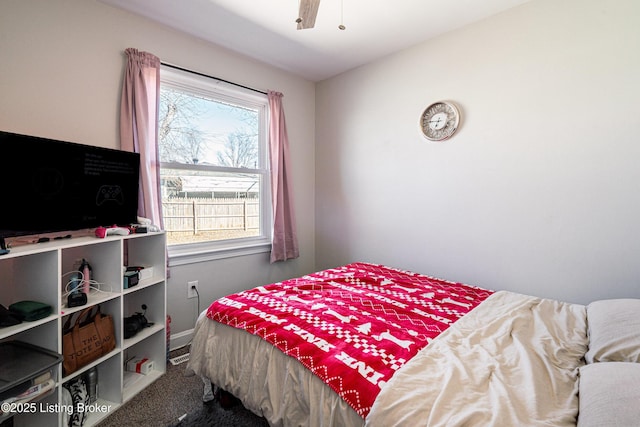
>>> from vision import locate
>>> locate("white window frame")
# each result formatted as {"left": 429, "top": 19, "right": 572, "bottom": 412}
{"left": 160, "top": 66, "right": 272, "bottom": 266}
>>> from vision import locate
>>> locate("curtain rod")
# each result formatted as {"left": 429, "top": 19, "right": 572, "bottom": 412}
{"left": 161, "top": 62, "right": 268, "bottom": 95}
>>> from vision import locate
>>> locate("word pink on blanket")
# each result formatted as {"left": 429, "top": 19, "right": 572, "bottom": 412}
{"left": 206, "top": 262, "right": 493, "bottom": 418}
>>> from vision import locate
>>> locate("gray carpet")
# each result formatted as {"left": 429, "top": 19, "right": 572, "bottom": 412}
{"left": 171, "top": 393, "right": 270, "bottom": 427}
{"left": 97, "top": 347, "right": 268, "bottom": 427}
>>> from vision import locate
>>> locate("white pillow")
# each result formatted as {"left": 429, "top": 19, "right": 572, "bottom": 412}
{"left": 577, "top": 362, "right": 640, "bottom": 427}
{"left": 585, "top": 299, "right": 640, "bottom": 363}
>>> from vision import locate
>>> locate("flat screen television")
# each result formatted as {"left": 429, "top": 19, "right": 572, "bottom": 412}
{"left": 0, "top": 130, "right": 140, "bottom": 240}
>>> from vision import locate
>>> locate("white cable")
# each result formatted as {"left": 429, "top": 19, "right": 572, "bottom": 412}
{"left": 61, "top": 270, "right": 113, "bottom": 300}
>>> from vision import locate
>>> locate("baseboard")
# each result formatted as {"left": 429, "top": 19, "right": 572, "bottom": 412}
{"left": 170, "top": 328, "right": 194, "bottom": 351}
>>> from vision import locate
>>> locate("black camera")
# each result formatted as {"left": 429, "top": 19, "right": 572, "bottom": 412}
{"left": 124, "top": 304, "right": 152, "bottom": 339}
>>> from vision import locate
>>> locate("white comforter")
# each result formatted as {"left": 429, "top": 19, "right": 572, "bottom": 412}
{"left": 366, "top": 291, "right": 588, "bottom": 426}
{"left": 188, "top": 291, "right": 588, "bottom": 427}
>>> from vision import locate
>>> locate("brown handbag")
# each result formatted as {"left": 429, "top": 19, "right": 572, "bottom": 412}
{"left": 62, "top": 305, "right": 116, "bottom": 376}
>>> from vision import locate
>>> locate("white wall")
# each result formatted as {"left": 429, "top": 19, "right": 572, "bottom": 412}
{"left": 315, "top": 0, "right": 640, "bottom": 305}
{"left": 0, "top": 0, "right": 316, "bottom": 347}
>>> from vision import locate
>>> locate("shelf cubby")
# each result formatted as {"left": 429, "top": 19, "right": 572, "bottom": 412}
{"left": 0, "top": 232, "right": 166, "bottom": 427}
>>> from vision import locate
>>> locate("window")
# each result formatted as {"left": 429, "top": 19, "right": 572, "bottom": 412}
{"left": 159, "top": 66, "right": 271, "bottom": 263}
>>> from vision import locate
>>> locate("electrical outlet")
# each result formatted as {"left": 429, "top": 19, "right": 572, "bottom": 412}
{"left": 187, "top": 280, "right": 199, "bottom": 299}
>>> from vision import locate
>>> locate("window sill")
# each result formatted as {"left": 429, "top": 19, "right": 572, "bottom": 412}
{"left": 167, "top": 239, "right": 271, "bottom": 267}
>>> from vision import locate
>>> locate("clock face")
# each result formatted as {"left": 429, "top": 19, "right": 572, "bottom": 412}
{"left": 420, "top": 101, "right": 460, "bottom": 141}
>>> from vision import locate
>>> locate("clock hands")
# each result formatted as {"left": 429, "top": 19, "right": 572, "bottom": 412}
{"left": 426, "top": 112, "right": 450, "bottom": 131}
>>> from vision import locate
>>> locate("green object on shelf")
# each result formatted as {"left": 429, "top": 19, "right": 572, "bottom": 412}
{"left": 8, "top": 300, "right": 52, "bottom": 322}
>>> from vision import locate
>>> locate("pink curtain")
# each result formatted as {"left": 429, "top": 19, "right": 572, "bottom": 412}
{"left": 119, "top": 48, "right": 164, "bottom": 229}
{"left": 268, "top": 91, "right": 299, "bottom": 263}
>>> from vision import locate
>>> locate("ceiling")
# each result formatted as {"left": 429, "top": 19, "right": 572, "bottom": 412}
{"left": 99, "top": 0, "right": 532, "bottom": 82}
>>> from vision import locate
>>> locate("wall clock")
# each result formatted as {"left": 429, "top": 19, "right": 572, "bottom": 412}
{"left": 420, "top": 101, "right": 461, "bottom": 141}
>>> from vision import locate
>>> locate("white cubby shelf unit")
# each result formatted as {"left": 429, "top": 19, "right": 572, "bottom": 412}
{"left": 0, "top": 232, "right": 166, "bottom": 427}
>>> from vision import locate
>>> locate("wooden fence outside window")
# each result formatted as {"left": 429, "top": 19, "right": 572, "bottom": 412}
{"left": 162, "top": 198, "right": 260, "bottom": 234}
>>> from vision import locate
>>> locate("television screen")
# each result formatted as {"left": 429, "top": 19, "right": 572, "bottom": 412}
{"left": 0, "top": 130, "right": 140, "bottom": 239}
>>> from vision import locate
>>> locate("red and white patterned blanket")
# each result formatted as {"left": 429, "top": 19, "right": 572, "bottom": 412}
{"left": 206, "top": 262, "right": 493, "bottom": 418}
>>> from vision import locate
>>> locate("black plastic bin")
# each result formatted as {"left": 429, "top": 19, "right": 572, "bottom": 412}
{"left": 0, "top": 341, "right": 62, "bottom": 402}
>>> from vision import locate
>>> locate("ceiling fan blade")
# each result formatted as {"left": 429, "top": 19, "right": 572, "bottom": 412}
{"left": 297, "top": 0, "right": 321, "bottom": 30}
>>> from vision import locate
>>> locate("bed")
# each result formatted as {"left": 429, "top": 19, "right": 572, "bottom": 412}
{"left": 187, "top": 262, "right": 640, "bottom": 427}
